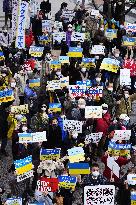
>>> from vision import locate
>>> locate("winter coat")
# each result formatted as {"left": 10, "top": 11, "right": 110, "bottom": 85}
{"left": 47, "top": 125, "right": 62, "bottom": 148}
{"left": 7, "top": 114, "right": 17, "bottom": 140}
{"left": 25, "top": 31, "right": 34, "bottom": 48}
{"left": 95, "top": 112, "right": 111, "bottom": 136}
{"left": 3, "top": 0, "right": 12, "bottom": 13}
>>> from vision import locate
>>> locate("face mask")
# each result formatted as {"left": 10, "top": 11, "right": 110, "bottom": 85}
{"left": 96, "top": 78, "right": 101, "bottom": 82}
{"left": 125, "top": 94, "right": 129, "bottom": 99}
{"left": 68, "top": 28, "right": 72, "bottom": 32}
{"left": 92, "top": 171, "right": 99, "bottom": 177}
{"left": 102, "top": 110, "right": 107, "bottom": 115}
{"left": 56, "top": 71, "right": 61, "bottom": 75}
{"left": 10, "top": 82, "right": 16, "bottom": 88}
{"left": 22, "top": 126, "right": 27, "bottom": 132}
{"left": 115, "top": 53, "right": 119, "bottom": 58}
{"left": 41, "top": 107, "right": 46, "bottom": 112}
{"left": 81, "top": 68, "right": 86, "bottom": 73}
{"left": 95, "top": 56, "right": 99, "bottom": 60}
{"left": 72, "top": 133, "right": 78, "bottom": 139}
{"left": 108, "top": 87, "right": 113, "bottom": 92}
{"left": 100, "top": 28, "right": 104, "bottom": 31}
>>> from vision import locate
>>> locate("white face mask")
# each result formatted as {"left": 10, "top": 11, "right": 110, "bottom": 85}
{"left": 92, "top": 171, "right": 99, "bottom": 177}
{"left": 72, "top": 133, "right": 78, "bottom": 139}
{"left": 96, "top": 78, "right": 101, "bottom": 82}
{"left": 108, "top": 87, "right": 113, "bottom": 92}
{"left": 102, "top": 110, "right": 107, "bottom": 115}
{"left": 125, "top": 94, "right": 129, "bottom": 99}
{"left": 115, "top": 53, "right": 120, "bottom": 58}
{"left": 95, "top": 56, "right": 99, "bottom": 60}
{"left": 56, "top": 71, "right": 61, "bottom": 75}
{"left": 68, "top": 28, "right": 72, "bottom": 32}
{"left": 81, "top": 68, "right": 86, "bottom": 73}
{"left": 10, "top": 82, "right": 16, "bottom": 88}
{"left": 100, "top": 28, "right": 104, "bottom": 31}
{"left": 22, "top": 126, "right": 27, "bottom": 132}
{"left": 41, "top": 107, "right": 46, "bottom": 112}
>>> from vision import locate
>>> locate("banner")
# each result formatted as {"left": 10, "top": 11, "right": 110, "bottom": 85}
{"left": 105, "top": 29, "right": 117, "bottom": 39}
{"left": 16, "top": 1, "right": 28, "bottom": 48}
{"left": 81, "top": 58, "right": 96, "bottom": 69}
{"left": 59, "top": 56, "right": 69, "bottom": 64}
{"left": 84, "top": 185, "right": 115, "bottom": 205}
{"left": 113, "top": 130, "right": 131, "bottom": 141}
{"left": 120, "top": 69, "right": 131, "bottom": 86}
{"left": 91, "top": 45, "right": 105, "bottom": 55}
{"left": 63, "top": 120, "right": 83, "bottom": 133}
{"left": 29, "top": 46, "right": 44, "bottom": 57}
{"left": 53, "top": 32, "right": 66, "bottom": 43}
{"left": 125, "top": 22, "right": 136, "bottom": 32}
{"left": 71, "top": 32, "right": 85, "bottom": 42}
{"left": 47, "top": 80, "right": 61, "bottom": 90}
{"left": 68, "top": 47, "right": 83, "bottom": 58}
{"left": 123, "top": 59, "right": 136, "bottom": 76}
{"left": 18, "top": 131, "right": 47, "bottom": 143}
{"left": 85, "top": 106, "right": 102, "bottom": 118}
{"left": 49, "top": 103, "right": 61, "bottom": 112}
{"left": 14, "top": 156, "right": 33, "bottom": 182}
{"left": 0, "top": 89, "right": 14, "bottom": 103}
{"left": 68, "top": 147, "right": 85, "bottom": 163}
{"left": 12, "top": 0, "right": 20, "bottom": 40}
{"left": 123, "top": 36, "right": 136, "bottom": 46}
{"left": 108, "top": 141, "right": 131, "bottom": 157}
{"left": 50, "top": 60, "right": 61, "bottom": 70}
{"left": 69, "top": 85, "right": 86, "bottom": 97}
{"left": 85, "top": 132, "right": 103, "bottom": 144}
{"left": 11, "top": 104, "right": 29, "bottom": 114}
{"left": 42, "top": 20, "right": 52, "bottom": 32}
{"left": 6, "top": 197, "right": 22, "bottom": 205}
{"left": 100, "top": 58, "right": 120, "bottom": 73}
{"left": 127, "top": 174, "right": 136, "bottom": 185}
{"left": 86, "top": 86, "right": 103, "bottom": 97}
{"left": 40, "top": 148, "right": 61, "bottom": 160}
{"left": 58, "top": 175, "right": 77, "bottom": 190}
{"left": 37, "top": 177, "right": 59, "bottom": 192}
{"left": 68, "top": 163, "right": 90, "bottom": 175}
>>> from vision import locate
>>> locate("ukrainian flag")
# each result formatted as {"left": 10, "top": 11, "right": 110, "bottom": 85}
{"left": 29, "top": 78, "right": 40, "bottom": 88}
{"left": 131, "top": 194, "right": 136, "bottom": 205}
{"left": 68, "top": 47, "right": 83, "bottom": 58}
{"left": 51, "top": 61, "right": 61, "bottom": 69}
{"left": 49, "top": 103, "right": 61, "bottom": 112}
{"left": 18, "top": 133, "right": 32, "bottom": 142}
{"left": 68, "top": 163, "right": 90, "bottom": 175}
{"left": 40, "top": 148, "right": 61, "bottom": 160}
{"left": 58, "top": 176, "right": 77, "bottom": 190}
{"left": 123, "top": 36, "right": 136, "bottom": 46}
{"left": 14, "top": 156, "right": 32, "bottom": 175}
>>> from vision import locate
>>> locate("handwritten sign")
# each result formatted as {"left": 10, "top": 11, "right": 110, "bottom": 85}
{"left": 68, "top": 147, "right": 85, "bottom": 163}
{"left": 120, "top": 69, "right": 131, "bottom": 86}
{"left": 125, "top": 22, "right": 136, "bottom": 32}
{"left": 123, "top": 59, "right": 136, "bottom": 76}
{"left": 37, "top": 177, "right": 59, "bottom": 192}
{"left": 18, "top": 131, "right": 47, "bottom": 143}
{"left": 105, "top": 29, "right": 117, "bottom": 39}
{"left": 6, "top": 197, "right": 22, "bottom": 205}
{"left": 47, "top": 80, "right": 61, "bottom": 90}
{"left": 100, "top": 58, "right": 120, "bottom": 73}
{"left": 42, "top": 20, "right": 52, "bottom": 32}
{"left": 58, "top": 175, "right": 77, "bottom": 190}
{"left": 113, "top": 130, "right": 131, "bottom": 141}
{"left": 85, "top": 132, "right": 103, "bottom": 144}
{"left": 59, "top": 56, "right": 69, "bottom": 64}
{"left": 63, "top": 120, "right": 83, "bottom": 133}
{"left": 0, "top": 89, "right": 14, "bottom": 103}
{"left": 53, "top": 32, "right": 66, "bottom": 43}
{"left": 71, "top": 32, "right": 85, "bottom": 42}
{"left": 69, "top": 85, "right": 86, "bottom": 97}
{"left": 29, "top": 46, "right": 44, "bottom": 57}
{"left": 49, "top": 103, "right": 61, "bottom": 112}
{"left": 91, "top": 45, "right": 105, "bottom": 55}
{"left": 127, "top": 174, "right": 136, "bottom": 185}
{"left": 82, "top": 58, "right": 96, "bottom": 69}
{"left": 123, "top": 36, "right": 136, "bottom": 46}
{"left": 91, "top": 9, "right": 99, "bottom": 16}
{"left": 85, "top": 106, "right": 102, "bottom": 118}
{"left": 11, "top": 104, "right": 29, "bottom": 114}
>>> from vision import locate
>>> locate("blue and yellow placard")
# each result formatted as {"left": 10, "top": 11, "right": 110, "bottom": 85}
{"left": 49, "top": 103, "right": 61, "bottom": 112}
{"left": 123, "top": 36, "right": 136, "bottom": 46}
{"left": 68, "top": 163, "right": 90, "bottom": 175}
{"left": 50, "top": 61, "right": 61, "bottom": 70}
{"left": 58, "top": 175, "right": 77, "bottom": 190}
{"left": 29, "top": 46, "right": 44, "bottom": 57}
{"left": 0, "top": 89, "right": 14, "bottom": 103}
{"left": 38, "top": 35, "right": 51, "bottom": 45}
{"left": 131, "top": 193, "right": 136, "bottom": 205}
{"left": 40, "top": 148, "right": 61, "bottom": 160}
{"left": 29, "top": 78, "right": 40, "bottom": 88}
{"left": 14, "top": 156, "right": 32, "bottom": 175}
{"left": 82, "top": 58, "right": 96, "bottom": 68}
{"left": 68, "top": 47, "right": 83, "bottom": 58}
{"left": 105, "top": 29, "right": 117, "bottom": 39}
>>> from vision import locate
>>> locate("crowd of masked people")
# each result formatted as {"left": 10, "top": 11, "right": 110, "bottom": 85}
{"left": 0, "top": 0, "right": 136, "bottom": 204}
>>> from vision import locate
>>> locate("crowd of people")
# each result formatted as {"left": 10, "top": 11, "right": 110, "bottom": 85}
{"left": 0, "top": 0, "right": 136, "bottom": 204}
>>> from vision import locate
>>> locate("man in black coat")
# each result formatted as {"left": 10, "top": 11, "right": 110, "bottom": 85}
{"left": 40, "top": 0, "right": 51, "bottom": 15}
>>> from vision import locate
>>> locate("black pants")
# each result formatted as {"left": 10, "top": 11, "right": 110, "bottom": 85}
{"left": 1, "top": 131, "right": 7, "bottom": 151}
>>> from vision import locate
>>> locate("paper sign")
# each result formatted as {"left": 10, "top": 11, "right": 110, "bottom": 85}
{"left": 54, "top": 21, "right": 63, "bottom": 30}
{"left": 85, "top": 106, "right": 102, "bottom": 118}
{"left": 42, "top": 20, "right": 52, "bottom": 32}
{"left": 47, "top": 80, "right": 61, "bottom": 90}
{"left": 53, "top": 32, "right": 66, "bottom": 43}
{"left": 11, "top": 104, "right": 29, "bottom": 114}
{"left": 68, "top": 47, "right": 83, "bottom": 58}
{"left": 37, "top": 177, "right": 59, "bottom": 192}
{"left": 68, "top": 163, "right": 90, "bottom": 175}
{"left": 71, "top": 32, "right": 85, "bottom": 42}
{"left": 125, "top": 22, "right": 136, "bottom": 32}
{"left": 49, "top": 103, "right": 61, "bottom": 112}
{"left": 84, "top": 185, "right": 115, "bottom": 205}
{"left": 50, "top": 60, "right": 61, "bottom": 69}
{"left": 18, "top": 132, "right": 47, "bottom": 143}
{"left": 0, "top": 89, "right": 14, "bottom": 103}
{"left": 68, "top": 147, "right": 85, "bottom": 162}
{"left": 29, "top": 78, "right": 40, "bottom": 88}
{"left": 16, "top": 1, "right": 28, "bottom": 48}
{"left": 58, "top": 175, "right": 77, "bottom": 190}
{"left": 59, "top": 56, "right": 69, "bottom": 64}
{"left": 40, "top": 148, "right": 61, "bottom": 160}
{"left": 105, "top": 29, "right": 117, "bottom": 39}
{"left": 100, "top": 58, "right": 120, "bottom": 73}
{"left": 123, "top": 36, "right": 136, "bottom": 46}
{"left": 63, "top": 120, "right": 83, "bottom": 133}
{"left": 107, "top": 157, "right": 120, "bottom": 178}
{"left": 62, "top": 10, "right": 75, "bottom": 22}
{"left": 127, "top": 174, "right": 136, "bottom": 185}
{"left": 91, "top": 45, "right": 105, "bottom": 55}
{"left": 120, "top": 69, "right": 131, "bottom": 86}
{"left": 29, "top": 46, "right": 44, "bottom": 57}
{"left": 113, "top": 130, "right": 131, "bottom": 141}
{"left": 85, "top": 132, "right": 103, "bottom": 144}
{"left": 60, "top": 77, "right": 69, "bottom": 88}
{"left": 82, "top": 58, "right": 96, "bottom": 69}
{"left": 69, "top": 85, "right": 86, "bottom": 97}
{"left": 6, "top": 197, "right": 22, "bottom": 205}
{"left": 91, "top": 9, "right": 99, "bottom": 16}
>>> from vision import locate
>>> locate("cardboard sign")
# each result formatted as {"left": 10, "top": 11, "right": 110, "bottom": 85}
{"left": 71, "top": 32, "right": 85, "bottom": 42}
{"left": 85, "top": 132, "right": 103, "bottom": 144}
{"left": 53, "top": 32, "right": 66, "bottom": 43}
{"left": 123, "top": 36, "right": 136, "bottom": 46}
{"left": 47, "top": 80, "right": 61, "bottom": 90}
{"left": 63, "top": 120, "right": 83, "bottom": 133}
{"left": 16, "top": 1, "right": 28, "bottom": 48}
{"left": 40, "top": 148, "right": 61, "bottom": 160}
{"left": 91, "top": 45, "right": 105, "bottom": 55}
{"left": 11, "top": 104, "right": 29, "bottom": 114}
{"left": 68, "top": 163, "right": 90, "bottom": 175}
{"left": 100, "top": 58, "right": 120, "bottom": 73}
{"left": 120, "top": 69, "right": 131, "bottom": 86}
{"left": 18, "top": 131, "right": 47, "bottom": 143}
{"left": 14, "top": 156, "right": 33, "bottom": 182}
{"left": 54, "top": 21, "right": 63, "bottom": 30}
{"left": 37, "top": 177, "right": 59, "bottom": 192}
{"left": 127, "top": 174, "right": 136, "bottom": 185}
{"left": 49, "top": 103, "right": 61, "bottom": 112}
{"left": 29, "top": 46, "right": 44, "bottom": 57}
{"left": 113, "top": 130, "right": 131, "bottom": 141}
{"left": 85, "top": 106, "right": 102, "bottom": 118}
{"left": 0, "top": 89, "right": 14, "bottom": 103}
{"left": 84, "top": 185, "right": 115, "bottom": 205}
{"left": 58, "top": 175, "right": 77, "bottom": 190}
{"left": 6, "top": 198, "right": 22, "bottom": 205}
{"left": 29, "top": 78, "right": 40, "bottom": 88}
{"left": 105, "top": 29, "right": 117, "bottom": 39}
{"left": 42, "top": 20, "right": 52, "bottom": 32}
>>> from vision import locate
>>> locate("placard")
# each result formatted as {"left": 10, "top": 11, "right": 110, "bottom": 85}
{"left": 68, "top": 47, "right": 83, "bottom": 58}
{"left": 49, "top": 103, "right": 61, "bottom": 112}
{"left": 69, "top": 85, "right": 86, "bottom": 97}
{"left": 125, "top": 22, "right": 136, "bottom": 32}
{"left": 71, "top": 32, "right": 85, "bottom": 42}
{"left": 85, "top": 132, "right": 103, "bottom": 144}
{"left": 131, "top": 192, "right": 136, "bottom": 205}
{"left": 6, "top": 197, "right": 22, "bottom": 205}
{"left": 47, "top": 80, "right": 61, "bottom": 90}
{"left": 12, "top": 0, "right": 20, "bottom": 40}
{"left": 53, "top": 32, "right": 66, "bottom": 43}
{"left": 50, "top": 60, "right": 61, "bottom": 70}
{"left": 100, "top": 58, "right": 120, "bottom": 73}
{"left": 122, "top": 36, "right": 136, "bottom": 46}
{"left": 63, "top": 120, "right": 83, "bottom": 133}
{"left": 127, "top": 174, "right": 136, "bottom": 185}
{"left": 0, "top": 89, "right": 14, "bottom": 103}
{"left": 11, "top": 104, "right": 29, "bottom": 114}
{"left": 105, "top": 29, "right": 117, "bottom": 39}
{"left": 37, "top": 177, "right": 59, "bottom": 192}
{"left": 40, "top": 148, "right": 61, "bottom": 160}
{"left": 16, "top": 1, "right": 28, "bottom": 49}
{"left": 108, "top": 141, "right": 131, "bottom": 157}
{"left": 91, "top": 45, "right": 105, "bottom": 55}
{"left": 59, "top": 56, "right": 69, "bottom": 64}
{"left": 120, "top": 69, "right": 131, "bottom": 86}
{"left": 81, "top": 58, "right": 96, "bottom": 69}
{"left": 113, "top": 130, "right": 131, "bottom": 141}
{"left": 29, "top": 46, "right": 44, "bottom": 57}
{"left": 18, "top": 131, "right": 47, "bottom": 143}
{"left": 58, "top": 175, "right": 77, "bottom": 190}
{"left": 91, "top": 9, "right": 99, "bottom": 16}
{"left": 123, "top": 59, "right": 136, "bottom": 76}
{"left": 29, "top": 78, "right": 40, "bottom": 88}
{"left": 42, "top": 20, "right": 52, "bottom": 32}
{"left": 76, "top": 80, "right": 92, "bottom": 87}
{"left": 84, "top": 185, "right": 115, "bottom": 205}
{"left": 68, "top": 163, "right": 90, "bottom": 175}
{"left": 85, "top": 106, "right": 102, "bottom": 118}
{"left": 107, "top": 157, "right": 120, "bottom": 178}
{"left": 68, "top": 147, "right": 85, "bottom": 163}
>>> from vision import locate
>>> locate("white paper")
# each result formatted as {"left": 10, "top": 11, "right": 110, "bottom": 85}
{"left": 91, "top": 9, "right": 100, "bottom": 16}
{"left": 91, "top": 45, "right": 105, "bottom": 55}
{"left": 85, "top": 132, "right": 103, "bottom": 144}
{"left": 113, "top": 130, "right": 131, "bottom": 141}
{"left": 85, "top": 106, "right": 102, "bottom": 118}
{"left": 6, "top": 197, "right": 22, "bottom": 205}
{"left": 63, "top": 120, "right": 83, "bottom": 133}
{"left": 120, "top": 69, "right": 131, "bottom": 86}
{"left": 71, "top": 32, "right": 85, "bottom": 42}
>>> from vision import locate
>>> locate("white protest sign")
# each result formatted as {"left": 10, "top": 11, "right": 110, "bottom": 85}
{"left": 42, "top": 20, "right": 52, "bottom": 32}
{"left": 85, "top": 132, "right": 103, "bottom": 144}
{"left": 16, "top": 1, "right": 28, "bottom": 49}
{"left": 62, "top": 10, "right": 75, "bottom": 22}
{"left": 120, "top": 69, "right": 131, "bottom": 86}
{"left": 127, "top": 174, "right": 136, "bottom": 185}
{"left": 91, "top": 45, "right": 105, "bottom": 55}
{"left": 125, "top": 22, "right": 136, "bottom": 32}
{"left": 107, "top": 157, "right": 120, "bottom": 178}
{"left": 71, "top": 32, "right": 85, "bottom": 42}
{"left": 91, "top": 9, "right": 100, "bottom": 16}
{"left": 17, "top": 170, "right": 33, "bottom": 182}
{"left": 54, "top": 21, "right": 63, "bottom": 30}
{"left": 113, "top": 130, "right": 131, "bottom": 141}
{"left": 11, "top": 104, "right": 29, "bottom": 114}
{"left": 53, "top": 32, "right": 66, "bottom": 43}
{"left": 84, "top": 185, "right": 115, "bottom": 205}
{"left": 85, "top": 106, "right": 102, "bottom": 118}
{"left": 63, "top": 120, "right": 83, "bottom": 133}
{"left": 6, "top": 197, "right": 22, "bottom": 205}
{"left": 32, "top": 131, "right": 47, "bottom": 142}
{"left": 47, "top": 80, "right": 61, "bottom": 90}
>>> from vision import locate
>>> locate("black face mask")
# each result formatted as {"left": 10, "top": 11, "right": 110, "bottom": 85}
{"left": 4, "top": 32, "right": 7, "bottom": 36}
